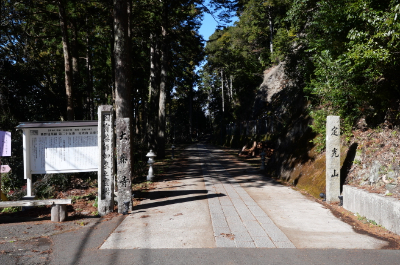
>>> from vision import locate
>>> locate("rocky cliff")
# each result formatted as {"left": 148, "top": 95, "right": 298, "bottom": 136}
{"left": 251, "top": 62, "right": 322, "bottom": 195}
{"left": 254, "top": 62, "right": 400, "bottom": 200}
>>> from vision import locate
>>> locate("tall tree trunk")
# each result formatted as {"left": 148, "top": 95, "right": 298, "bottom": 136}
{"left": 224, "top": 74, "right": 230, "bottom": 106}
{"left": 127, "top": 0, "right": 135, "bottom": 147}
{"left": 113, "top": 0, "right": 132, "bottom": 212}
{"left": 110, "top": 8, "right": 116, "bottom": 104}
{"left": 147, "top": 32, "right": 160, "bottom": 151}
{"left": 268, "top": 6, "right": 274, "bottom": 55}
{"left": 86, "top": 18, "right": 94, "bottom": 120}
{"left": 220, "top": 69, "right": 225, "bottom": 144}
{"left": 221, "top": 69, "right": 224, "bottom": 113}
{"left": 114, "top": 0, "right": 131, "bottom": 118}
{"left": 127, "top": 0, "right": 135, "bottom": 176}
{"left": 168, "top": 94, "right": 172, "bottom": 143}
{"left": 141, "top": 93, "right": 146, "bottom": 144}
{"left": 229, "top": 75, "right": 233, "bottom": 103}
{"left": 189, "top": 79, "right": 193, "bottom": 140}
{"left": 57, "top": 0, "right": 74, "bottom": 120}
{"left": 157, "top": 0, "right": 168, "bottom": 157}
{"left": 72, "top": 21, "right": 83, "bottom": 119}
{"left": 134, "top": 95, "right": 139, "bottom": 135}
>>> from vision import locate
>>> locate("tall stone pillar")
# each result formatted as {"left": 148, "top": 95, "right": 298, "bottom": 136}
{"left": 326, "top": 116, "right": 340, "bottom": 202}
{"left": 98, "top": 105, "right": 115, "bottom": 215}
{"left": 116, "top": 118, "right": 132, "bottom": 214}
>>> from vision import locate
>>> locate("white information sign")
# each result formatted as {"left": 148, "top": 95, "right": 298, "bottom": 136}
{"left": 29, "top": 126, "right": 98, "bottom": 174}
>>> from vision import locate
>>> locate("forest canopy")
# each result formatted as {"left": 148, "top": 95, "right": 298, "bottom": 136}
{"left": 1, "top": 0, "right": 400, "bottom": 187}
{"left": 200, "top": 0, "right": 400, "bottom": 138}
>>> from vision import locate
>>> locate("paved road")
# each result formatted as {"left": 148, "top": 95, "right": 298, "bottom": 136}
{"left": 1, "top": 143, "right": 400, "bottom": 264}
{"left": 102, "top": 143, "right": 386, "bottom": 250}
{"left": 202, "top": 149, "right": 295, "bottom": 248}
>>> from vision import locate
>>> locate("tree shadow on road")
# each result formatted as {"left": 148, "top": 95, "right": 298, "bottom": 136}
{"left": 133, "top": 193, "right": 225, "bottom": 212}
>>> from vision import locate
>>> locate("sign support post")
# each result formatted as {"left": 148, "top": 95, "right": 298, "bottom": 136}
{"left": 22, "top": 129, "right": 33, "bottom": 198}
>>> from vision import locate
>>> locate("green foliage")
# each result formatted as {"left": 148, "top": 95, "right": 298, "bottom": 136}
{"left": 75, "top": 220, "right": 87, "bottom": 226}
{"left": 2, "top": 0, "right": 400, "bottom": 164}
{"left": 6, "top": 189, "right": 27, "bottom": 201}
{"left": 93, "top": 197, "right": 98, "bottom": 208}
{"left": 200, "top": 26, "right": 263, "bottom": 125}
{"left": 356, "top": 213, "right": 380, "bottom": 225}
{"left": 1, "top": 172, "right": 22, "bottom": 195}
{"left": 305, "top": 50, "right": 362, "bottom": 150}
{"left": 1, "top": 171, "right": 26, "bottom": 201}
{"left": 284, "top": 0, "right": 400, "bottom": 151}
{"left": 199, "top": 0, "right": 292, "bottom": 129}
{"left": 1, "top": 207, "right": 20, "bottom": 213}
{"left": 308, "top": 108, "right": 328, "bottom": 152}
{"left": 1, "top": 0, "right": 210, "bottom": 188}
{"left": 70, "top": 192, "right": 96, "bottom": 203}
{"left": 271, "top": 27, "right": 294, "bottom": 64}
{"left": 33, "top": 174, "right": 69, "bottom": 199}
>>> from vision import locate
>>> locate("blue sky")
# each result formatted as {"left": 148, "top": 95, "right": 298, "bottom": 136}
{"left": 198, "top": 11, "right": 238, "bottom": 42}
{"left": 195, "top": 13, "right": 219, "bottom": 73}
{"left": 196, "top": 10, "right": 237, "bottom": 73}
{"left": 199, "top": 12, "right": 220, "bottom": 42}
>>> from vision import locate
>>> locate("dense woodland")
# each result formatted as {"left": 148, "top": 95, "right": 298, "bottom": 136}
{"left": 1, "top": 0, "right": 400, "bottom": 192}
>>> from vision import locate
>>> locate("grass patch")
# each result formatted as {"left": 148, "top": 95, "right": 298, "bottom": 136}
{"left": 356, "top": 213, "right": 380, "bottom": 226}
{"left": 1, "top": 207, "right": 20, "bottom": 213}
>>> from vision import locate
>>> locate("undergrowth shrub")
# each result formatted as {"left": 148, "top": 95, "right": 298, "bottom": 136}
{"left": 1, "top": 172, "right": 24, "bottom": 195}
{"left": 34, "top": 174, "right": 69, "bottom": 199}
{"left": 309, "top": 108, "right": 354, "bottom": 153}
{"left": 7, "top": 189, "right": 26, "bottom": 201}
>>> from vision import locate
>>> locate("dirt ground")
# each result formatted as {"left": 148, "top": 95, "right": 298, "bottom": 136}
{"left": 0, "top": 188, "right": 99, "bottom": 224}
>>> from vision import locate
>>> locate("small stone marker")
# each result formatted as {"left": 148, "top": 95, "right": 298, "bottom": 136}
{"left": 98, "top": 105, "right": 115, "bottom": 216}
{"left": 326, "top": 116, "right": 340, "bottom": 202}
{"left": 116, "top": 118, "right": 132, "bottom": 214}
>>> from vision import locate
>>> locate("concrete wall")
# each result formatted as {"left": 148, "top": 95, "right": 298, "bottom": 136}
{"left": 343, "top": 185, "right": 400, "bottom": 235}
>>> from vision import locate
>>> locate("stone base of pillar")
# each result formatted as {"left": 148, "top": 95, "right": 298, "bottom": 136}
{"left": 51, "top": 204, "right": 67, "bottom": 222}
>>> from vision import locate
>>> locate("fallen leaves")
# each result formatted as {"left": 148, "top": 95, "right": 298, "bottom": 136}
{"left": 221, "top": 233, "right": 235, "bottom": 240}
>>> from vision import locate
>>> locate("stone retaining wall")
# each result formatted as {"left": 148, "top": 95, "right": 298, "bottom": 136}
{"left": 343, "top": 185, "right": 400, "bottom": 235}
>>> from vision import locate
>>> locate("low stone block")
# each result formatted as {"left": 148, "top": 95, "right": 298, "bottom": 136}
{"left": 51, "top": 204, "right": 67, "bottom": 222}
{"left": 343, "top": 185, "right": 400, "bottom": 235}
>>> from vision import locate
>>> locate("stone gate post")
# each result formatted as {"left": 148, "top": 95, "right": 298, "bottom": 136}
{"left": 116, "top": 118, "right": 132, "bottom": 214}
{"left": 98, "top": 106, "right": 115, "bottom": 215}
{"left": 326, "top": 116, "right": 340, "bottom": 202}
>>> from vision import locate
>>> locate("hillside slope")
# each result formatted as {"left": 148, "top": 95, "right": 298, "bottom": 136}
{"left": 256, "top": 63, "right": 400, "bottom": 200}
